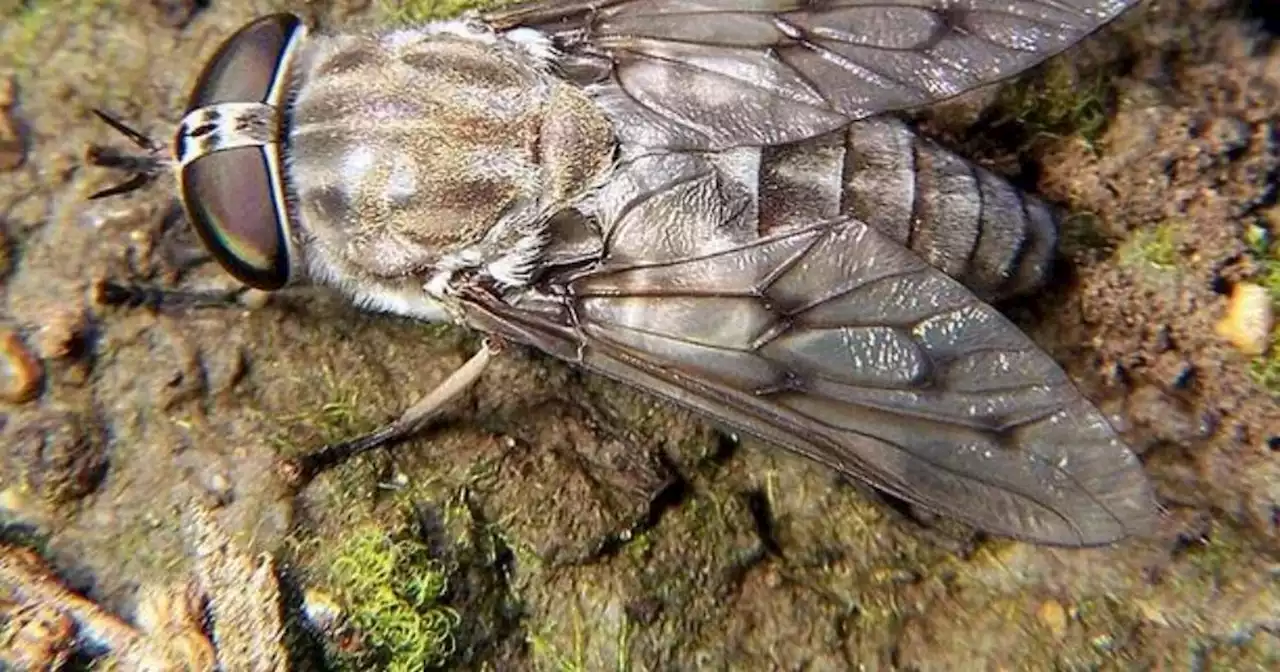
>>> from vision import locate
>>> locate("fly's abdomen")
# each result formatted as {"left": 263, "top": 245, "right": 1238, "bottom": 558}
{"left": 757, "top": 118, "right": 1059, "bottom": 303}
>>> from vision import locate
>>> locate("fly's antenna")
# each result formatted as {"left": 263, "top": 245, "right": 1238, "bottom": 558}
{"left": 85, "top": 108, "right": 170, "bottom": 200}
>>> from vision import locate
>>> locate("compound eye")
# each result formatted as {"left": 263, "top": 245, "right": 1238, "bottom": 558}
{"left": 187, "top": 13, "right": 303, "bottom": 110}
{"left": 177, "top": 13, "right": 303, "bottom": 291}
{"left": 181, "top": 147, "right": 288, "bottom": 290}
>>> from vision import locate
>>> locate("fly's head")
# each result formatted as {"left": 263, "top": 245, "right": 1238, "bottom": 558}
{"left": 90, "top": 14, "right": 307, "bottom": 293}
{"left": 90, "top": 12, "right": 615, "bottom": 321}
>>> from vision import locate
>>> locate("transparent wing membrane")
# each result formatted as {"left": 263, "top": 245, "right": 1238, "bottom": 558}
{"left": 485, "top": 0, "right": 1140, "bottom": 149}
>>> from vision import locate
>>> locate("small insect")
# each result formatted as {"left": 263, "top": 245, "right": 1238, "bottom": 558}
{"left": 89, "top": 0, "right": 1159, "bottom": 547}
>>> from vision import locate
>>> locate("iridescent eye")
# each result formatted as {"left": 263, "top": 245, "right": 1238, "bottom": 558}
{"left": 180, "top": 146, "right": 288, "bottom": 289}
{"left": 176, "top": 14, "right": 304, "bottom": 291}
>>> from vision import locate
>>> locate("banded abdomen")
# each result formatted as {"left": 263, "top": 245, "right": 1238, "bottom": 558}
{"left": 752, "top": 117, "right": 1059, "bottom": 303}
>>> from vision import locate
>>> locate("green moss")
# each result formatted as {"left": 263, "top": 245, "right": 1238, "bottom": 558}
{"left": 527, "top": 621, "right": 589, "bottom": 672}
{"left": 326, "top": 524, "right": 461, "bottom": 670}
{"left": 0, "top": 0, "right": 115, "bottom": 72}
{"left": 988, "top": 56, "right": 1120, "bottom": 149}
{"left": 1183, "top": 527, "right": 1237, "bottom": 579}
{"left": 614, "top": 612, "right": 633, "bottom": 672}
{"left": 1117, "top": 221, "right": 1181, "bottom": 272}
{"left": 266, "top": 362, "right": 385, "bottom": 457}
{"left": 1244, "top": 225, "right": 1280, "bottom": 394}
{"left": 1245, "top": 225, "right": 1280, "bottom": 302}
{"left": 624, "top": 530, "right": 653, "bottom": 563}
{"left": 527, "top": 594, "right": 636, "bottom": 672}
{"left": 1249, "top": 337, "right": 1280, "bottom": 395}
{"left": 376, "top": 0, "right": 496, "bottom": 25}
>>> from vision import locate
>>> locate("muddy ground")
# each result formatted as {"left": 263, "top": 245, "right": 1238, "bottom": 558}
{"left": 1, "top": 0, "right": 1277, "bottom": 669}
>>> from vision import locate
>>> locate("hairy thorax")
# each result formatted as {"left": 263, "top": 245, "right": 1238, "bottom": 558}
{"left": 281, "top": 25, "right": 615, "bottom": 313}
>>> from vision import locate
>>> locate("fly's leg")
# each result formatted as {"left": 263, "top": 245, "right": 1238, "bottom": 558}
{"left": 278, "top": 337, "right": 503, "bottom": 489}
{"left": 94, "top": 279, "right": 248, "bottom": 311}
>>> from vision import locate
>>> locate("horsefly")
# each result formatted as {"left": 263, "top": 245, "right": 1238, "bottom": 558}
{"left": 87, "top": 0, "right": 1159, "bottom": 547}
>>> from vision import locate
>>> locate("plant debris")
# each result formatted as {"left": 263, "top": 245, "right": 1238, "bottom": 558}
{"left": 0, "top": 502, "right": 288, "bottom": 670}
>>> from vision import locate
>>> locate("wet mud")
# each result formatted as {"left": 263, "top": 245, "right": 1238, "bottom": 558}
{"left": 1, "top": 0, "right": 1277, "bottom": 669}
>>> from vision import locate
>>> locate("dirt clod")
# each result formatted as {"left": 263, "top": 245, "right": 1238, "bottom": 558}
{"left": 32, "top": 305, "right": 89, "bottom": 362}
{"left": 9, "top": 410, "right": 108, "bottom": 503}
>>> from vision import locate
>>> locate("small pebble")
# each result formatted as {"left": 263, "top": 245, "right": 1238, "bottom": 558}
{"left": 301, "top": 588, "right": 344, "bottom": 635}
{"left": 0, "top": 328, "right": 43, "bottom": 403}
{"left": 1215, "top": 282, "right": 1274, "bottom": 355}
{"left": 0, "top": 486, "right": 26, "bottom": 513}
{"left": 1037, "top": 599, "right": 1068, "bottom": 638}
{"left": 200, "top": 470, "right": 234, "bottom": 508}
{"left": 237, "top": 288, "right": 271, "bottom": 310}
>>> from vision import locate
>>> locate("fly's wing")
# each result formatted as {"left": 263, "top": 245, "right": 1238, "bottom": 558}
{"left": 462, "top": 216, "right": 1158, "bottom": 547}
{"left": 482, "top": 0, "right": 1139, "bottom": 150}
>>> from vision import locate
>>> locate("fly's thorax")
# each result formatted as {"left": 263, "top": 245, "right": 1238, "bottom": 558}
{"left": 282, "top": 24, "right": 615, "bottom": 298}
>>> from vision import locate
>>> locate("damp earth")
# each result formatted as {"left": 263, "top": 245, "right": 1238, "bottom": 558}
{"left": 1, "top": 0, "right": 1277, "bottom": 669}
